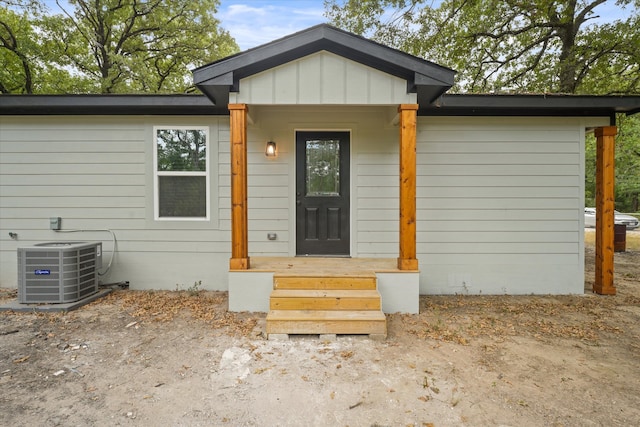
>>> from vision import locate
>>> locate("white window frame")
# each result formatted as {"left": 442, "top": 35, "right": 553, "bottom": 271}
{"left": 153, "top": 126, "right": 210, "bottom": 221}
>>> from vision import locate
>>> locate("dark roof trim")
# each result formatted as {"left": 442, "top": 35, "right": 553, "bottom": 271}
{"left": 192, "top": 24, "right": 456, "bottom": 106}
{"left": 421, "top": 94, "right": 640, "bottom": 117}
{"left": 1, "top": 94, "right": 638, "bottom": 118}
{"left": 0, "top": 94, "right": 227, "bottom": 115}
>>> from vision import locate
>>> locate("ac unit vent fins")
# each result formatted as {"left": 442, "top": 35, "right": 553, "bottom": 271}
{"left": 18, "top": 242, "right": 102, "bottom": 304}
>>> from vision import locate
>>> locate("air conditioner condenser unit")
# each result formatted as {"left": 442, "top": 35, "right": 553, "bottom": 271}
{"left": 18, "top": 241, "right": 103, "bottom": 304}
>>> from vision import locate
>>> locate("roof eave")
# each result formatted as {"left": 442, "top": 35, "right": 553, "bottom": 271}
{"left": 420, "top": 94, "right": 640, "bottom": 117}
{"left": 0, "top": 94, "right": 226, "bottom": 115}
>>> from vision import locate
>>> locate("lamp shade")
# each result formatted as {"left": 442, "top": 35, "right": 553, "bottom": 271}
{"left": 265, "top": 141, "right": 276, "bottom": 157}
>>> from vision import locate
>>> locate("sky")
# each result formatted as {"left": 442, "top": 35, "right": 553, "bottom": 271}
{"left": 216, "top": 0, "right": 632, "bottom": 51}
{"left": 218, "top": 0, "right": 326, "bottom": 50}
{"left": 41, "top": 0, "right": 631, "bottom": 52}
{"left": 40, "top": 0, "right": 328, "bottom": 51}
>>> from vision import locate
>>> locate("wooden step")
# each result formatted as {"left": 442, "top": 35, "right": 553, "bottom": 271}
{"left": 269, "top": 289, "right": 381, "bottom": 311}
{"left": 266, "top": 310, "right": 387, "bottom": 336}
{"left": 273, "top": 274, "right": 377, "bottom": 290}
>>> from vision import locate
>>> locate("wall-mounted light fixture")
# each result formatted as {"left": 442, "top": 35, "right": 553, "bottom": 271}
{"left": 265, "top": 141, "right": 277, "bottom": 157}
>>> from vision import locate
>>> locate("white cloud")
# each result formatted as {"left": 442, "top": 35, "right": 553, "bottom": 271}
{"left": 225, "top": 4, "right": 270, "bottom": 17}
{"left": 218, "top": 0, "right": 326, "bottom": 50}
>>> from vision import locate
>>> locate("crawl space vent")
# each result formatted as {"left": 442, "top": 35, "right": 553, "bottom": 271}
{"left": 18, "top": 242, "right": 102, "bottom": 304}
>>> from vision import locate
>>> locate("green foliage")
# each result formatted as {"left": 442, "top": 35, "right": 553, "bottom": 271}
{"left": 1, "top": 0, "right": 238, "bottom": 93}
{"left": 325, "top": 0, "right": 640, "bottom": 95}
{"left": 326, "top": 0, "right": 640, "bottom": 210}
{"left": 156, "top": 129, "right": 207, "bottom": 172}
{"left": 0, "top": 2, "right": 42, "bottom": 93}
{"left": 175, "top": 280, "right": 203, "bottom": 296}
{"left": 585, "top": 132, "right": 597, "bottom": 207}
{"left": 585, "top": 115, "right": 640, "bottom": 212}
{"left": 615, "top": 115, "right": 640, "bottom": 212}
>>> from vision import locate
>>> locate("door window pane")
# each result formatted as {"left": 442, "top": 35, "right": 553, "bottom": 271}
{"left": 306, "top": 139, "right": 340, "bottom": 196}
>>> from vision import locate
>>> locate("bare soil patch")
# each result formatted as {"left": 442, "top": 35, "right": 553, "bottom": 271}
{"left": 1, "top": 242, "right": 639, "bottom": 426}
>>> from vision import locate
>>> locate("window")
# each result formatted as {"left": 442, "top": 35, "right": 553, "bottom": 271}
{"left": 154, "top": 127, "right": 210, "bottom": 220}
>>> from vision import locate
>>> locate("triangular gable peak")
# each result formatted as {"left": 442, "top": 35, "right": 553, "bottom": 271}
{"left": 230, "top": 51, "right": 417, "bottom": 105}
{"left": 192, "top": 24, "right": 455, "bottom": 106}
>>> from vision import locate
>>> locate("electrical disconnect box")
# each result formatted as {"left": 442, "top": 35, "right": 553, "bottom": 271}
{"left": 49, "top": 217, "right": 62, "bottom": 230}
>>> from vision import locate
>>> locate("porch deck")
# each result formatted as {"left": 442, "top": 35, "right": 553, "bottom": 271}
{"left": 245, "top": 257, "right": 414, "bottom": 275}
{"left": 228, "top": 257, "right": 420, "bottom": 314}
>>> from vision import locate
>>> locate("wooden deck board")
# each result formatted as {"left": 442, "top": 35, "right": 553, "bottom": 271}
{"left": 274, "top": 276, "right": 377, "bottom": 290}
{"left": 267, "top": 310, "right": 386, "bottom": 321}
{"left": 266, "top": 310, "right": 387, "bottom": 335}
{"left": 246, "top": 257, "right": 417, "bottom": 274}
{"left": 270, "top": 289, "right": 381, "bottom": 310}
{"left": 270, "top": 289, "right": 381, "bottom": 298}
{"left": 263, "top": 263, "right": 389, "bottom": 338}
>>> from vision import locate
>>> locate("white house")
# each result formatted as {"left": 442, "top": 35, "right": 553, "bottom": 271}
{"left": 1, "top": 25, "right": 638, "bottom": 334}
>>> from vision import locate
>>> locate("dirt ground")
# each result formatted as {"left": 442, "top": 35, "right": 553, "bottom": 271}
{"left": 1, "top": 234, "right": 639, "bottom": 427}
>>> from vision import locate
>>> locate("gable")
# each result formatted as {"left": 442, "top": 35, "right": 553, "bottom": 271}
{"left": 193, "top": 24, "right": 455, "bottom": 107}
{"left": 229, "top": 51, "right": 417, "bottom": 105}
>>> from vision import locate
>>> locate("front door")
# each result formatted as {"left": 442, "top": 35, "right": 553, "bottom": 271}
{"left": 296, "top": 131, "right": 350, "bottom": 256}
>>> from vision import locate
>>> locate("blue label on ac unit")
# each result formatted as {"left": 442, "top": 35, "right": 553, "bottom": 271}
{"left": 35, "top": 269, "right": 51, "bottom": 275}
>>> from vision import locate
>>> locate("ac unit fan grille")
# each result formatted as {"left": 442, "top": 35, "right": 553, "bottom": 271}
{"left": 18, "top": 242, "right": 102, "bottom": 304}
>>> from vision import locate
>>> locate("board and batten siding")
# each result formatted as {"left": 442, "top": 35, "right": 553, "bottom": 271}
{"left": 230, "top": 51, "right": 417, "bottom": 106}
{"left": 0, "top": 115, "right": 231, "bottom": 290}
{"left": 416, "top": 116, "right": 608, "bottom": 294}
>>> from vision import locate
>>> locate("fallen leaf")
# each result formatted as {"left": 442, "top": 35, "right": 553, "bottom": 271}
{"left": 13, "top": 356, "right": 29, "bottom": 364}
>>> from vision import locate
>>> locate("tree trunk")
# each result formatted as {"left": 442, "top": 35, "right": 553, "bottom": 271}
{"left": 555, "top": 2, "right": 578, "bottom": 93}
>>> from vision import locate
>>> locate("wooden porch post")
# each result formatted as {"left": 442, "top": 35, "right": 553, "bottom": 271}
{"left": 229, "top": 104, "right": 250, "bottom": 270}
{"left": 397, "top": 104, "right": 419, "bottom": 270}
{"left": 594, "top": 126, "right": 617, "bottom": 295}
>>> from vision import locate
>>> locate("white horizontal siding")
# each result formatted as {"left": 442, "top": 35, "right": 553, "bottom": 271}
{"left": 0, "top": 115, "right": 232, "bottom": 291}
{"left": 228, "top": 106, "right": 400, "bottom": 257}
{"left": 354, "top": 132, "right": 399, "bottom": 256}
{"left": 0, "top": 174, "right": 145, "bottom": 186}
{"left": 0, "top": 185, "right": 145, "bottom": 197}
{"left": 415, "top": 116, "right": 606, "bottom": 294}
{"left": 419, "top": 164, "right": 580, "bottom": 176}
{"left": 1, "top": 163, "right": 143, "bottom": 175}
{"left": 1, "top": 110, "right": 610, "bottom": 296}
{"left": 218, "top": 137, "right": 290, "bottom": 244}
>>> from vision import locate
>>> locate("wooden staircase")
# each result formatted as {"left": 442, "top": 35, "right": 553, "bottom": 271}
{"left": 265, "top": 273, "right": 387, "bottom": 338}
